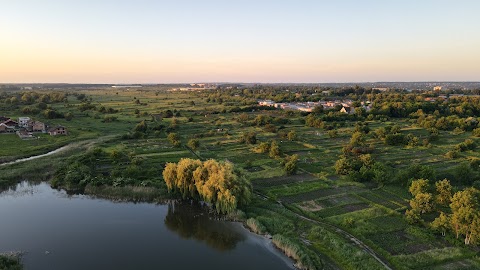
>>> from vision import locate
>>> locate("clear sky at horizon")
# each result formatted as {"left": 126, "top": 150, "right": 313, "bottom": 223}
{"left": 1, "top": 0, "right": 479, "bottom": 83}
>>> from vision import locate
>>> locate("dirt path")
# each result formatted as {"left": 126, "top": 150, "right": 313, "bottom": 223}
{"left": 0, "top": 136, "right": 115, "bottom": 167}
{"left": 254, "top": 191, "right": 394, "bottom": 270}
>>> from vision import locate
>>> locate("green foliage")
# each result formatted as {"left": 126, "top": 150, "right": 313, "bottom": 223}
{"left": 431, "top": 212, "right": 450, "bottom": 236}
{"left": 445, "top": 150, "right": 459, "bottom": 159}
{"left": 162, "top": 158, "right": 252, "bottom": 214}
{"left": 254, "top": 142, "right": 270, "bottom": 154}
{"left": 385, "top": 133, "right": 406, "bottom": 145}
{"left": 409, "top": 192, "right": 434, "bottom": 214}
{"left": 287, "top": 130, "right": 297, "bottom": 141}
{"left": 240, "top": 131, "right": 257, "bottom": 144}
{"left": 449, "top": 187, "right": 480, "bottom": 245}
{"left": 134, "top": 120, "right": 148, "bottom": 133}
{"left": 327, "top": 129, "right": 338, "bottom": 138}
{"left": 395, "top": 164, "right": 435, "bottom": 185}
{"left": 473, "top": 128, "right": 480, "bottom": 137}
{"left": 272, "top": 234, "right": 322, "bottom": 270}
{"left": 349, "top": 131, "right": 366, "bottom": 146}
{"left": 282, "top": 154, "right": 298, "bottom": 175}
{"left": 187, "top": 138, "right": 200, "bottom": 150}
{"left": 435, "top": 179, "right": 453, "bottom": 206}
{"left": 269, "top": 140, "right": 280, "bottom": 158}
{"left": 246, "top": 218, "right": 266, "bottom": 234}
{"left": 0, "top": 255, "right": 22, "bottom": 270}
{"left": 167, "top": 132, "right": 181, "bottom": 146}
{"left": 409, "top": 179, "right": 430, "bottom": 197}
{"left": 455, "top": 139, "right": 476, "bottom": 152}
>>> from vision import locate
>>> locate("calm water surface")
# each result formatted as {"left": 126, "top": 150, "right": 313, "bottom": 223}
{"left": 0, "top": 182, "right": 294, "bottom": 270}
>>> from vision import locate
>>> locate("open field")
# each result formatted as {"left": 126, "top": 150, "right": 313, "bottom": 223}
{"left": 1, "top": 87, "right": 480, "bottom": 269}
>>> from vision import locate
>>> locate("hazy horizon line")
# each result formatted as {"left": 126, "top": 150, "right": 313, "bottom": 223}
{"left": 2, "top": 81, "right": 480, "bottom": 85}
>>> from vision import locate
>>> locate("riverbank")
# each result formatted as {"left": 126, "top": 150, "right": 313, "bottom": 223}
{"left": 233, "top": 222, "right": 297, "bottom": 270}
{"left": 0, "top": 144, "right": 71, "bottom": 167}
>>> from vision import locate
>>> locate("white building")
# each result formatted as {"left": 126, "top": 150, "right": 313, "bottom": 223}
{"left": 18, "top": 117, "right": 31, "bottom": 128}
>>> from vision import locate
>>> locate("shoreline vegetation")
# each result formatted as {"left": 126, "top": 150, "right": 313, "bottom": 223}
{"left": 2, "top": 86, "right": 480, "bottom": 269}
{"left": 0, "top": 252, "right": 23, "bottom": 270}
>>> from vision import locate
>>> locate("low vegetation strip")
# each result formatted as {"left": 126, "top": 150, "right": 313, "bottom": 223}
{"left": 280, "top": 186, "right": 365, "bottom": 204}
{"left": 253, "top": 173, "right": 318, "bottom": 187}
{"left": 314, "top": 203, "right": 370, "bottom": 218}
{"left": 356, "top": 192, "right": 404, "bottom": 210}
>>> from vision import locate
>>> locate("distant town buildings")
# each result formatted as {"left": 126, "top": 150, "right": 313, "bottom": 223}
{"left": 111, "top": 85, "right": 143, "bottom": 88}
{"left": 257, "top": 99, "right": 370, "bottom": 114}
{"left": 372, "top": 87, "right": 389, "bottom": 92}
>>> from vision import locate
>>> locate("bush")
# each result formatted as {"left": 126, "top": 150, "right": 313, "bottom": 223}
{"left": 473, "top": 128, "right": 480, "bottom": 137}
{"left": 282, "top": 154, "right": 299, "bottom": 175}
{"left": 385, "top": 133, "right": 406, "bottom": 145}
{"left": 445, "top": 150, "right": 459, "bottom": 159}
{"left": 187, "top": 139, "right": 200, "bottom": 150}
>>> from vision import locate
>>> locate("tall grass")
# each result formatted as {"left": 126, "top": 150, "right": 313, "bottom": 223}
{"left": 272, "top": 234, "right": 322, "bottom": 270}
{"left": 246, "top": 218, "right": 266, "bottom": 234}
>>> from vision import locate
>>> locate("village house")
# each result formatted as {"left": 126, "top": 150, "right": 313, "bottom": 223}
{"left": 27, "top": 120, "right": 46, "bottom": 133}
{"left": 1, "top": 119, "right": 17, "bottom": 129}
{"left": 18, "top": 117, "right": 31, "bottom": 128}
{"left": 0, "top": 118, "right": 17, "bottom": 133}
{"left": 258, "top": 100, "right": 276, "bottom": 107}
{"left": 340, "top": 106, "right": 356, "bottom": 115}
{"left": 16, "top": 130, "right": 34, "bottom": 139}
{"left": 48, "top": 126, "right": 68, "bottom": 136}
{"left": 0, "top": 123, "right": 10, "bottom": 133}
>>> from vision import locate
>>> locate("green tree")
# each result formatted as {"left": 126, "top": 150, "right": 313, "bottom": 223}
{"left": 287, "top": 130, "right": 297, "bottom": 141}
{"left": 431, "top": 212, "right": 450, "bottom": 236}
{"left": 240, "top": 131, "right": 257, "bottom": 144}
{"left": 450, "top": 187, "right": 480, "bottom": 244}
{"left": 269, "top": 140, "right": 281, "bottom": 158}
{"left": 349, "top": 131, "right": 365, "bottom": 147}
{"left": 435, "top": 179, "right": 453, "bottom": 206}
{"left": 410, "top": 192, "right": 434, "bottom": 214}
{"left": 409, "top": 179, "right": 429, "bottom": 197}
{"left": 64, "top": 112, "right": 73, "bottom": 121}
{"left": 187, "top": 138, "right": 200, "bottom": 150}
{"left": 335, "top": 156, "right": 352, "bottom": 175}
{"left": 254, "top": 142, "right": 270, "bottom": 154}
{"left": 134, "top": 120, "right": 148, "bottom": 133}
{"left": 167, "top": 133, "right": 180, "bottom": 146}
{"left": 327, "top": 129, "right": 338, "bottom": 138}
{"left": 282, "top": 154, "right": 299, "bottom": 175}
{"left": 163, "top": 162, "right": 178, "bottom": 191}
{"left": 405, "top": 209, "right": 421, "bottom": 224}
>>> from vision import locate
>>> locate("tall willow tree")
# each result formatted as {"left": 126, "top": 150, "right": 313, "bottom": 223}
{"left": 162, "top": 158, "right": 252, "bottom": 214}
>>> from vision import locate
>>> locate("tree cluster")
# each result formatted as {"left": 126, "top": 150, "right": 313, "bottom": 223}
{"left": 405, "top": 179, "right": 480, "bottom": 245}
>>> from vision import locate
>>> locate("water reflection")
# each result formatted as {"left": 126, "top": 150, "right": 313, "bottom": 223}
{"left": 0, "top": 181, "right": 38, "bottom": 198}
{"left": 164, "top": 201, "right": 246, "bottom": 251}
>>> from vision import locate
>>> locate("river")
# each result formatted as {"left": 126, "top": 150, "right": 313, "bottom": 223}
{"left": 0, "top": 182, "right": 295, "bottom": 270}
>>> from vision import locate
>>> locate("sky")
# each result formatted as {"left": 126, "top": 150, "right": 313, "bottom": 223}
{"left": 1, "top": 0, "right": 479, "bottom": 83}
